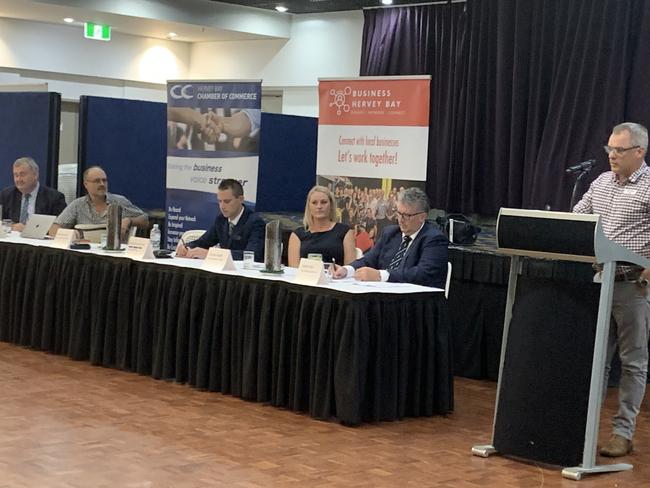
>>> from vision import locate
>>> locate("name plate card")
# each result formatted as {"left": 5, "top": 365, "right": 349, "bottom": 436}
{"left": 126, "top": 237, "right": 155, "bottom": 260}
{"left": 52, "top": 228, "right": 76, "bottom": 249}
{"left": 294, "top": 258, "right": 329, "bottom": 286}
{"left": 202, "top": 247, "right": 236, "bottom": 272}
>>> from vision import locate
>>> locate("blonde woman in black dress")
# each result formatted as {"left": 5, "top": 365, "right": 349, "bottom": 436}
{"left": 288, "top": 185, "right": 356, "bottom": 267}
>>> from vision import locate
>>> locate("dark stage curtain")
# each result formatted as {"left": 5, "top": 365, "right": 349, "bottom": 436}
{"left": 361, "top": 0, "right": 650, "bottom": 215}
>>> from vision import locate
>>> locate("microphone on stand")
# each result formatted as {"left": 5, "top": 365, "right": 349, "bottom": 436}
{"left": 567, "top": 159, "right": 596, "bottom": 209}
{"left": 565, "top": 159, "right": 595, "bottom": 174}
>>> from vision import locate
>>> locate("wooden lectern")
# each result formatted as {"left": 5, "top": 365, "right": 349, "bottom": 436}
{"left": 472, "top": 208, "right": 650, "bottom": 480}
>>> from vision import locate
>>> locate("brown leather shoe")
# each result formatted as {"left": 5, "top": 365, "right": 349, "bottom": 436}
{"left": 600, "top": 434, "right": 633, "bottom": 457}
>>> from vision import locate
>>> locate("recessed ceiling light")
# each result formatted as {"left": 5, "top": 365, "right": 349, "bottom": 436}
{"left": 63, "top": 17, "right": 74, "bottom": 23}
{"left": 381, "top": 0, "right": 394, "bottom": 5}
{"left": 166, "top": 32, "right": 177, "bottom": 39}
{"left": 275, "top": 5, "right": 288, "bottom": 13}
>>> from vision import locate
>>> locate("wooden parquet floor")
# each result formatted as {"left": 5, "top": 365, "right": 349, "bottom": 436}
{"left": 0, "top": 342, "right": 648, "bottom": 488}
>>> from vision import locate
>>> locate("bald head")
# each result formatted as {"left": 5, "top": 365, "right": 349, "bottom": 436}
{"left": 83, "top": 166, "right": 108, "bottom": 200}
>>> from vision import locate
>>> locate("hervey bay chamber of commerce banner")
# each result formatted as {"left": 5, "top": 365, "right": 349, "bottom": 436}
{"left": 316, "top": 76, "right": 431, "bottom": 195}
{"left": 165, "top": 79, "right": 262, "bottom": 248}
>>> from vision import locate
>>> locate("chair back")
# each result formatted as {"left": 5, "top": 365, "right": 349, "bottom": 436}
{"left": 181, "top": 229, "right": 206, "bottom": 244}
{"left": 445, "top": 261, "right": 452, "bottom": 299}
{"left": 74, "top": 224, "right": 106, "bottom": 243}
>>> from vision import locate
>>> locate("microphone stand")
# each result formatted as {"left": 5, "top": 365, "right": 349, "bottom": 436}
{"left": 569, "top": 168, "right": 592, "bottom": 210}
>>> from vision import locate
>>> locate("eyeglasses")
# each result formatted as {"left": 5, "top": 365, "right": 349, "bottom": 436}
{"left": 603, "top": 145, "right": 640, "bottom": 156}
{"left": 87, "top": 178, "right": 107, "bottom": 184}
{"left": 396, "top": 211, "right": 426, "bottom": 220}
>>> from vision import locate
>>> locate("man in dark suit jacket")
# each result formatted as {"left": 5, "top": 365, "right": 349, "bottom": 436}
{"left": 0, "top": 157, "right": 67, "bottom": 231}
{"left": 334, "top": 187, "right": 448, "bottom": 288}
{"left": 175, "top": 178, "right": 265, "bottom": 260}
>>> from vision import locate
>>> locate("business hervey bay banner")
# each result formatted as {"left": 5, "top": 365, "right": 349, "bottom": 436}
{"left": 317, "top": 76, "right": 430, "bottom": 181}
{"left": 165, "top": 79, "right": 261, "bottom": 248}
{"left": 316, "top": 76, "right": 431, "bottom": 239}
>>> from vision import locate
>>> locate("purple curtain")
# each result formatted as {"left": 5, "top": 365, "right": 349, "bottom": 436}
{"left": 361, "top": 0, "right": 650, "bottom": 215}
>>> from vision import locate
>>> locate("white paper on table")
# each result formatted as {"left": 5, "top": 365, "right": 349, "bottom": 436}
{"left": 52, "top": 228, "right": 75, "bottom": 249}
{"left": 126, "top": 237, "right": 155, "bottom": 259}
{"left": 202, "top": 247, "right": 237, "bottom": 272}
{"left": 294, "top": 258, "right": 328, "bottom": 286}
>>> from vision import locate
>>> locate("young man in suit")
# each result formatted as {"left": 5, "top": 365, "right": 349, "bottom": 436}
{"left": 333, "top": 187, "right": 448, "bottom": 288}
{"left": 175, "top": 178, "right": 265, "bottom": 261}
{"left": 0, "top": 156, "right": 67, "bottom": 232}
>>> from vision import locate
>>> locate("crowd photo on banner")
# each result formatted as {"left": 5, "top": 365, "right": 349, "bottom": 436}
{"left": 318, "top": 175, "right": 425, "bottom": 253}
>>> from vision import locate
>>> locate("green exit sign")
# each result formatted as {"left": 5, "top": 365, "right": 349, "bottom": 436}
{"left": 84, "top": 22, "right": 111, "bottom": 41}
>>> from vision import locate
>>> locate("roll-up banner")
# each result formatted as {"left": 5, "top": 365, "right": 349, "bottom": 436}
{"left": 165, "top": 80, "right": 262, "bottom": 249}
{"left": 317, "top": 76, "right": 431, "bottom": 245}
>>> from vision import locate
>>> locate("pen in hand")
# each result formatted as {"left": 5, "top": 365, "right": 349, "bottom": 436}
{"left": 177, "top": 237, "right": 190, "bottom": 257}
{"left": 330, "top": 258, "right": 339, "bottom": 278}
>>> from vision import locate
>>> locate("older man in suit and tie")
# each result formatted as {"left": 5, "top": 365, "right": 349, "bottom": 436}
{"left": 333, "top": 187, "right": 448, "bottom": 288}
{"left": 175, "top": 178, "right": 265, "bottom": 260}
{"left": 0, "top": 156, "right": 67, "bottom": 232}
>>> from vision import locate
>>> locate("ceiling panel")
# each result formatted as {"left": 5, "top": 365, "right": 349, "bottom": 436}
{"left": 212, "top": 0, "right": 430, "bottom": 15}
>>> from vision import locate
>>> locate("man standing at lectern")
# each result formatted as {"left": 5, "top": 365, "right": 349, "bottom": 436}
{"left": 573, "top": 122, "right": 650, "bottom": 457}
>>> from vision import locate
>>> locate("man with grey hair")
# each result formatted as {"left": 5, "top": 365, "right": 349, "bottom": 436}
{"left": 333, "top": 187, "right": 448, "bottom": 288}
{"left": 0, "top": 156, "right": 66, "bottom": 231}
{"left": 573, "top": 121, "right": 650, "bottom": 457}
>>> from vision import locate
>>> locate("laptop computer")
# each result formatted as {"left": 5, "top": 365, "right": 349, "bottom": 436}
{"left": 20, "top": 214, "right": 57, "bottom": 239}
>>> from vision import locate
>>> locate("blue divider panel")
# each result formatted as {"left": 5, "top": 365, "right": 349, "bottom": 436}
{"left": 256, "top": 113, "right": 317, "bottom": 212}
{"left": 0, "top": 92, "right": 60, "bottom": 189}
{"left": 78, "top": 100, "right": 315, "bottom": 213}
{"left": 79, "top": 96, "right": 166, "bottom": 210}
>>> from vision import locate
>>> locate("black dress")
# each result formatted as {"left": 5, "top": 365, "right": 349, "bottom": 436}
{"left": 294, "top": 222, "right": 350, "bottom": 265}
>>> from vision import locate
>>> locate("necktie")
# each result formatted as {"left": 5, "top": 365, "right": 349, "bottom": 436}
{"left": 228, "top": 221, "right": 235, "bottom": 236}
{"left": 388, "top": 235, "right": 411, "bottom": 270}
{"left": 19, "top": 193, "right": 31, "bottom": 224}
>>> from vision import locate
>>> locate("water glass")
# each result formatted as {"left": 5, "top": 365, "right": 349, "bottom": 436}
{"left": 100, "top": 233, "right": 107, "bottom": 249}
{"left": 2, "top": 219, "right": 13, "bottom": 236}
{"left": 243, "top": 250, "right": 255, "bottom": 269}
{"left": 323, "top": 262, "right": 333, "bottom": 281}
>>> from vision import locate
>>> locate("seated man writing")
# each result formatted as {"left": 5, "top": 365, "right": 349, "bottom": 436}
{"left": 175, "top": 179, "right": 265, "bottom": 260}
{"left": 333, "top": 187, "right": 448, "bottom": 288}
{"left": 49, "top": 166, "right": 148, "bottom": 238}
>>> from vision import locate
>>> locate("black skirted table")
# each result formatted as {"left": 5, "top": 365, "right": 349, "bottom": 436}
{"left": 0, "top": 238, "right": 453, "bottom": 425}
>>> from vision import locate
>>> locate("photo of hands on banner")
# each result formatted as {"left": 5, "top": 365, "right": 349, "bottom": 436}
{"left": 167, "top": 107, "right": 260, "bottom": 153}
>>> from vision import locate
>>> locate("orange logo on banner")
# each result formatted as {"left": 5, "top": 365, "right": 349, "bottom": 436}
{"left": 319, "top": 79, "right": 430, "bottom": 126}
